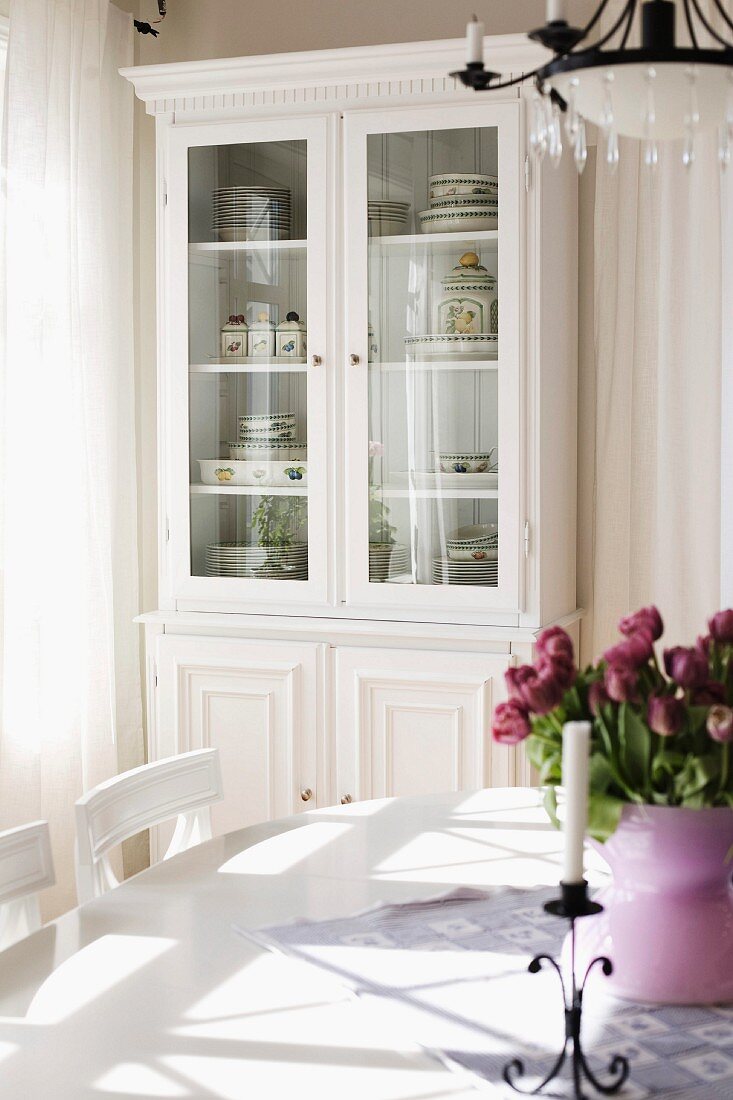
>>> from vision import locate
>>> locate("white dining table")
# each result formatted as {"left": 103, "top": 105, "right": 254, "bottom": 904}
{"left": 0, "top": 787, "right": 609, "bottom": 1099}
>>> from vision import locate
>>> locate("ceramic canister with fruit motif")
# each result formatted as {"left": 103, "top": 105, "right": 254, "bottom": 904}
{"left": 221, "top": 314, "right": 249, "bottom": 357}
{"left": 275, "top": 311, "right": 307, "bottom": 359}
{"left": 435, "top": 252, "right": 497, "bottom": 336}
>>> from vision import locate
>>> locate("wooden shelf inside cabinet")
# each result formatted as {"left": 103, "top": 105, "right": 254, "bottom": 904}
{"left": 375, "top": 360, "right": 499, "bottom": 373}
{"left": 190, "top": 361, "right": 309, "bottom": 374}
{"left": 369, "top": 230, "right": 498, "bottom": 254}
{"left": 189, "top": 240, "right": 307, "bottom": 254}
{"left": 190, "top": 484, "right": 308, "bottom": 497}
{"left": 378, "top": 486, "right": 499, "bottom": 500}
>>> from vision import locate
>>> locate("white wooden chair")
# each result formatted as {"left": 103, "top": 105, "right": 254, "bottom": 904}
{"left": 0, "top": 821, "right": 55, "bottom": 950}
{"left": 75, "top": 748, "right": 223, "bottom": 904}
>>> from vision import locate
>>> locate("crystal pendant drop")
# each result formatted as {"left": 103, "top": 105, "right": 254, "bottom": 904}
{"left": 531, "top": 90, "right": 547, "bottom": 162}
{"left": 600, "top": 71, "right": 615, "bottom": 133}
{"left": 574, "top": 119, "right": 588, "bottom": 174}
{"left": 549, "top": 100, "right": 563, "bottom": 168}
{"left": 643, "top": 69, "right": 657, "bottom": 171}
{"left": 565, "top": 78, "right": 579, "bottom": 143}
{"left": 682, "top": 66, "right": 699, "bottom": 169}
{"left": 682, "top": 132, "right": 695, "bottom": 168}
{"left": 644, "top": 139, "right": 659, "bottom": 169}
{"left": 606, "top": 127, "right": 619, "bottom": 172}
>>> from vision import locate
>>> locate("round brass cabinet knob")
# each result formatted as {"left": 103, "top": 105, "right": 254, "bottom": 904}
{"left": 311, "top": 354, "right": 322, "bottom": 367}
{"left": 349, "top": 353, "right": 360, "bottom": 366}
{"left": 340, "top": 794, "right": 353, "bottom": 804}
{"left": 300, "top": 788, "right": 313, "bottom": 802}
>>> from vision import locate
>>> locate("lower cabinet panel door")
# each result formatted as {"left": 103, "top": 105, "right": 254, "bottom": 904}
{"left": 154, "top": 635, "right": 324, "bottom": 843}
{"left": 334, "top": 646, "right": 514, "bottom": 803}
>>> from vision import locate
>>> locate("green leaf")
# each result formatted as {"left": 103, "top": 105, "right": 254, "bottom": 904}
{"left": 588, "top": 751, "right": 614, "bottom": 794}
{"left": 618, "top": 703, "right": 651, "bottom": 795}
{"left": 673, "top": 752, "right": 721, "bottom": 803}
{"left": 539, "top": 751, "right": 562, "bottom": 785}
{"left": 543, "top": 785, "right": 560, "bottom": 830}
{"left": 587, "top": 791, "right": 625, "bottom": 843}
{"left": 688, "top": 706, "right": 710, "bottom": 736}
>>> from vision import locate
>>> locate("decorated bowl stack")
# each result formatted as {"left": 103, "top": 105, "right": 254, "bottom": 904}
{"left": 212, "top": 186, "right": 292, "bottom": 242}
{"left": 238, "top": 413, "right": 296, "bottom": 443}
{"left": 418, "top": 173, "right": 498, "bottom": 234}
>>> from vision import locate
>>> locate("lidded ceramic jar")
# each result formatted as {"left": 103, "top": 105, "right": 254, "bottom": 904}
{"left": 275, "top": 311, "right": 307, "bottom": 359}
{"left": 221, "top": 314, "right": 249, "bottom": 357}
{"left": 435, "top": 252, "right": 497, "bottom": 336}
{"left": 248, "top": 311, "right": 276, "bottom": 357}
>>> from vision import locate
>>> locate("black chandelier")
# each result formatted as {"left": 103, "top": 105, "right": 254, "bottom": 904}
{"left": 452, "top": 0, "right": 733, "bottom": 170}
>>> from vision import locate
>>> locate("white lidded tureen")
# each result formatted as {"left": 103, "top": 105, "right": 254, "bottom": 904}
{"left": 435, "top": 252, "right": 497, "bottom": 336}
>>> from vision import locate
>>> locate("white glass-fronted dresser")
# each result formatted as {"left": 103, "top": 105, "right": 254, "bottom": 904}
{"left": 123, "top": 34, "right": 579, "bottom": 848}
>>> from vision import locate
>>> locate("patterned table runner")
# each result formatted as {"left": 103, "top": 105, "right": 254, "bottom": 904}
{"left": 242, "top": 886, "right": 733, "bottom": 1098}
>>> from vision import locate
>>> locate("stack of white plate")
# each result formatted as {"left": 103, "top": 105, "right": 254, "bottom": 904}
{"left": 368, "top": 200, "right": 410, "bottom": 237}
{"left": 212, "top": 187, "right": 291, "bottom": 242}
{"left": 205, "top": 542, "right": 308, "bottom": 579}
{"left": 432, "top": 556, "right": 498, "bottom": 586}
{"left": 418, "top": 173, "right": 498, "bottom": 235}
{"left": 369, "top": 542, "right": 410, "bottom": 582}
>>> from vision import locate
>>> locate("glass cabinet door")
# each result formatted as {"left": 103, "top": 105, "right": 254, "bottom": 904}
{"left": 166, "top": 118, "right": 328, "bottom": 604}
{"left": 344, "top": 103, "right": 521, "bottom": 614}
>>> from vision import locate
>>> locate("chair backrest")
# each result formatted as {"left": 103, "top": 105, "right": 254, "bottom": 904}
{"left": 0, "top": 821, "right": 55, "bottom": 950}
{"left": 75, "top": 749, "right": 223, "bottom": 904}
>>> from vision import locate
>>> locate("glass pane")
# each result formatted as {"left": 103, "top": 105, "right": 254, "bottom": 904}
{"left": 367, "top": 126, "right": 499, "bottom": 589}
{"left": 188, "top": 140, "right": 309, "bottom": 581}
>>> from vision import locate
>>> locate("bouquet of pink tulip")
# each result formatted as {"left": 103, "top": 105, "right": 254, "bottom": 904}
{"left": 492, "top": 607, "right": 733, "bottom": 840}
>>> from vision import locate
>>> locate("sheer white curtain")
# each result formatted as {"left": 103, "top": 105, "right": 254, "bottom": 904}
{"left": 579, "top": 1, "right": 732, "bottom": 657}
{"left": 0, "top": 0, "right": 142, "bottom": 917}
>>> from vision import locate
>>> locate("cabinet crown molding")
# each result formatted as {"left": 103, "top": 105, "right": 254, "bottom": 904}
{"left": 121, "top": 34, "right": 548, "bottom": 115}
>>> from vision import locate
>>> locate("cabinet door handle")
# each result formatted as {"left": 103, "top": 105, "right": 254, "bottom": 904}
{"left": 311, "top": 354, "right": 322, "bottom": 367}
{"left": 300, "top": 788, "right": 313, "bottom": 802}
{"left": 349, "top": 353, "right": 360, "bottom": 366}
{"left": 340, "top": 794, "right": 353, "bottom": 804}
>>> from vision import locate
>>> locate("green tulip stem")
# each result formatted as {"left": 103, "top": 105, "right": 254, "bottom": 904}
{"left": 721, "top": 742, "right": 730, "bottom": 796}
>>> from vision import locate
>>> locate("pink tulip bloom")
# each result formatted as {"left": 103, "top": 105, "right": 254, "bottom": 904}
{"left": 707, "top": 705, "right": 733, "bottom": 743}
{"left": 605, "top": 665, "right": 640, "bottom": 703}
{"left": 619, "top": 605, "right": 664, "bottom": 642}
{"left": 708, "top": 610, "right": 733, "bottom": 644}
{"left": 647, "top": 694, "right": 685, "bottom": 736}
{"left": 536, "top": 626, "right": 574, "bottom": 663}
{"left": 604, "top": 631, "right": 654, "bottom": 670}
{"left": 663, "top": 646, "right": 709, "bottom": 689}
{"left": 492, "top": 701, "right": 531, "bottom": 744}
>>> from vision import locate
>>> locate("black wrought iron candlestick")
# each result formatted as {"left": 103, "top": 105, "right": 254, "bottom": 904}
{"left": 503, "top": 881, "right": 630, "bottom": 1100}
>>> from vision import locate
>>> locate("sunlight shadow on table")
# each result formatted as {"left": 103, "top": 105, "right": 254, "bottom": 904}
{"left": 217, "top": 822, "right": 353, "bottom": 876}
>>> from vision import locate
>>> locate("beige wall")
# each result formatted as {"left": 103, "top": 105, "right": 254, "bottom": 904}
{"left": 135, "top": 1, "right": 595, "bottom": 64}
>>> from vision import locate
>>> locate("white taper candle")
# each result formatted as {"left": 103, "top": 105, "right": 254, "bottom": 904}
{"left": 561, "top": 720, "right": 590, "bottom": 884}
{"left": 466, "top": 15, "right": 485, "bottom": 64}
{"left": 546, "top": 0, "right": 566, "bottom": 21}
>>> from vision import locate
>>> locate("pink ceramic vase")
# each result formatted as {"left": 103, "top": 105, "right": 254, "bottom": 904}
{"left": 573, "top": 804, "right": 733, "bottom": 1004}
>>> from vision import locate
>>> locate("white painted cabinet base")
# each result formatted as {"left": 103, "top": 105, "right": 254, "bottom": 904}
{"left": 154, "top": 635, "right": 324, "bottom": 846}
{"left": 145, "top": 618, "right": 543, "bottom": 841}
{"left": 334, "top": 646, "right": 518, "bottom": 803}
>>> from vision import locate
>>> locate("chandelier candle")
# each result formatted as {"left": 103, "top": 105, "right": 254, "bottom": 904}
{"left": 546, "top": 0, "right": 565, "bottom": 21}
{"left": 561, "top": 721, "right": 590, "bottom": 884}
{"left": 465, "top": 15, "right": 484, "bottom": 66}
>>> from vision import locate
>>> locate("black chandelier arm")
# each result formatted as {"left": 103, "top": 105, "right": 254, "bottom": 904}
{"left": 588, "top": 0, "right": 638, "bottom": 54}
{"left": 712, "top": 0, "right": 733, "bottom": 38}
{"left": 683, "top": 0, "right": 700, "bottom": 47}
{"left": 578, "top": 0, "right": 614, "bottom": 44}
{"left": 690, "top": 0, "right": 733, "bottom": 48}
{"left": 619, "top": 0, "right": 639, "bottom": 49}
